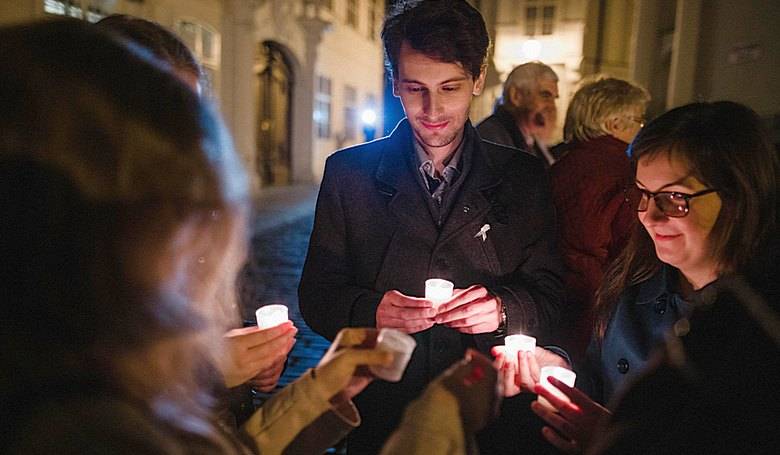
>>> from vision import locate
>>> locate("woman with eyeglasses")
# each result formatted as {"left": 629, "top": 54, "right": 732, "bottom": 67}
{"left": 506, "top": 101, "right": 777, "bottom": 453}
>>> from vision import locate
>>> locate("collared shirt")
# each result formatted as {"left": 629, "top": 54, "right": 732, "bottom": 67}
{"left": 414, "top": 135, "right": 464, "bottom": 206}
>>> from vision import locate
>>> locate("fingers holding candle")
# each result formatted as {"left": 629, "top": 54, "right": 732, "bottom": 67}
{"left": 537, "top": 366, "right": 577, "bottom": 410}
{"left": 434, "top": 285, "right": 502, "bottom": 334}
{"left": 376, "top": 290, "right": 436, "bottom": 334}
{"left": 532, "top": 376, "right": 610, "bottom": 453}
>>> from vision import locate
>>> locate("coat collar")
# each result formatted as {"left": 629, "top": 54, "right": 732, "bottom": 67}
{"left": 635, "top": 264, "right": 719, "bottom": 307}
{"left": 374, "top": 119, "right": 503, "bottom": 244}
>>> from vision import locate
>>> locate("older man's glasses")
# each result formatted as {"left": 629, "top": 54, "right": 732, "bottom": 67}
{"left": 625, "top": 186, "right": 718, "bottom": 217}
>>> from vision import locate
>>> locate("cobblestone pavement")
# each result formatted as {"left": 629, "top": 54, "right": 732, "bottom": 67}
{"left": 237, "top": 184, "right": 330, "bottom": 389}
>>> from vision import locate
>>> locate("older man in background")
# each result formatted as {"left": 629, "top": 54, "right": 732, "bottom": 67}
{"left": 477, "top": 61, "right": 560, "bottom": 167}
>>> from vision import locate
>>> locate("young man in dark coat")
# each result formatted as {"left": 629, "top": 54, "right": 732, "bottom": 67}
{"left": 299, "top": 1, "right": 566, "bottom": 452}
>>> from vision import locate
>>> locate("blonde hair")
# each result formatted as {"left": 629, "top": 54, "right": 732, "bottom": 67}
{"left": 563, "top": 76, "right": 649, "bottom": 142}
{"left": 1, "top": 20, "right": 248, "bottom": 441}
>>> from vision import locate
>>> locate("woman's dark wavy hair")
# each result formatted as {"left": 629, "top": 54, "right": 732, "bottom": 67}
{"left": 0, "top": 19, "right": 247, "bottom": 442}
{"left": 594, "top": 101, "right": 778, "bottom": 339}
{"left": 381, "top": 0, "right": 490, "bottom": 80}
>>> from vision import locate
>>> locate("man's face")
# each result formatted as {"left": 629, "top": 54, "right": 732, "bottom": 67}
{"left": 393, "top": 41, "right": 485, "bottom": 154}
{"left": 511, "top": 77, "right": 558, "bottom": 141}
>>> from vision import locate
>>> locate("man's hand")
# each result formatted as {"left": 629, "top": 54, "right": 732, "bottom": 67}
{"left": 531, "top": 377, "right": 611, "bottom": 454}
{"left": 376, "top": 290, "right": 437, "bottom": 334}
{"left": 434, "top": 285, "right": 502, "bottom": 334}
{"left": 219, "top": 322, "right": 297, "bottom": 389}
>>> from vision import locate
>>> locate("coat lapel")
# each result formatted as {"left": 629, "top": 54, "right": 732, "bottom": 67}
{"left": 438, "top": 126, "right": 503, "bottom": 246}
{"left": 375, "top": 120, "right": 439, "bottom": 245}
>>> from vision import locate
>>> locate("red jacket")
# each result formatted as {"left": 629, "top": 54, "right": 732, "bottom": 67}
{"left": 550, "top": 135, "right": 636, "bottom": 359}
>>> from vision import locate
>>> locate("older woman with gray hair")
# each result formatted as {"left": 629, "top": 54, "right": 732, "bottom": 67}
{"left": 551, "top": 77, "right": 650, "bottom": 361}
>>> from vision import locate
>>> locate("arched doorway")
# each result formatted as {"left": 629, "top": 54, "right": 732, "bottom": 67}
{"left": 255, "top": 41, "right": 293, "bottom": 186}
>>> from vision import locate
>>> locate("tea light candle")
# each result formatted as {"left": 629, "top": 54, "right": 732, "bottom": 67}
{"left": 425, "top": 278, "right": 453, "bottom": 305}
{"left": 504, "top": 334, "right": 536, "bottom": 360}
{"left": 538, "top": 366, "right": 577, "bottom": 409}
{"left": 255, "top": 304, "right": 289, "bottom": 329}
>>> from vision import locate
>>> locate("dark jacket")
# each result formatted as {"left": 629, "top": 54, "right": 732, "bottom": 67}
{"left": 476, "top": 105, "right": 562, "bottom": 167}
{"left": 299, "top": 119, "right": 565, "bottom": 453}
{"left": 581, "top": 265, "right": 694, "bottom": 404}
{"left": 590, "top": 272, "right": 780, "bottom": 455}
{"left": 550, "top": 135, "right": 635, "bottom": 361}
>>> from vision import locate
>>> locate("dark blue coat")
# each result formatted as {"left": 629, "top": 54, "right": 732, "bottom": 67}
{"left": 583, "top": 265, "right": 694, "bottom": 403}
{"left": 299, "top": 119, "right": 565, "bottom": 453}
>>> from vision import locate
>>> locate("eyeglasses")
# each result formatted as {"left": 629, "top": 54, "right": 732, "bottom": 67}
{"left": 625, "top": 186, "right": 718, "bottom": 217}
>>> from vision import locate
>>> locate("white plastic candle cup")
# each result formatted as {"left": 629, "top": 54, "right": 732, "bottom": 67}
{"left": 504, "top": 334, "right": 537, "bottom": 363}
{"left": 538, "top": 366, "right": 577, "bottom": 409}
{"left": 369, "top": 328, "right": 417, "bottom": 382}
{"left": 255, "top": 304, "right": 289, "bottom": 329}
{"left": 425, "top": 278, "right": 454, "bottom": 306}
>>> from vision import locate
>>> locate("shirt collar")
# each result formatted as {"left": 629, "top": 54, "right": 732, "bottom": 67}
{"left": 414, "top": 134, "right": 465, "bottom": 185}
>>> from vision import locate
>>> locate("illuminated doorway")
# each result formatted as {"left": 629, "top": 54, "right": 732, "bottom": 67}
{"left": 256, "top": 41, "right": 293, "bottom": 186}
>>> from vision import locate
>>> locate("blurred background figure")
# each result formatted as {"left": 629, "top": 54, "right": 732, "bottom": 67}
{"left": 550, "top": 76, "right": 650, "bottom": 361}
{"left": 477, "top": 61, "right": 560, "bottom": 167}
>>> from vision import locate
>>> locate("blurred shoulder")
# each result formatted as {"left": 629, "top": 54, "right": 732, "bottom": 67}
{"left": 10, "top": 396, "right": 180, "bottom": 454}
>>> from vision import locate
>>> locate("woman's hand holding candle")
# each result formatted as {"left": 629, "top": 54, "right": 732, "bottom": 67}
{"left": 490, "top": 346, "right": 570, "bottom": 397}
{"left": 531, "top": 376, "right": 610, "bottom": 454}
{"left": 219, "top": 322, "right": 297, "bottom": 388}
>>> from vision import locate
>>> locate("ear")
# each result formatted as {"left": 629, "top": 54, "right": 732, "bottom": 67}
{"left": 472, "top": 65, "right": 487, "bottom": 96}
{"left": 508, "top": 85, "right": 522, "bottom": 107}
{"left": 604, "top": 116, "right": 623, "bottom": 135}
{"left": 392, "top": 78, "right": 400, "bottom": 98}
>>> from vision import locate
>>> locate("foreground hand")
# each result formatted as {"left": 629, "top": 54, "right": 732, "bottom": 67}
{"left": 220, "top": 322, "right": 297, "bottom": 388}
{"left": 377, "top": 290, "right": 437, "bottom": 334}
{"left": 315, "top": 328, "right": 393, "bottom": 404}
{"left": 531, "top": 377, "right": 611, "bottom": 454}
{"left": 438, "top": 349, "right": 502, "bottom": 432}
{"left": 491, "top": 346, "right": 570, "bottom": 396}
{"left": 247, "top": 356, "right": 287, "bottom": 392}
{"left": 435, "top": 285, "right": 502, "bottom": 334}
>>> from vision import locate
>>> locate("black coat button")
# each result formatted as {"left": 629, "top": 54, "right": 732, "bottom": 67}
{"left": 433, "top": 340, "right": 447, "bottom": 353}
{"left": 617, "top": 358, "right": 630, "bottom": 374}
{"left": 654, "top": 298, "right": 667, "bottom": 315}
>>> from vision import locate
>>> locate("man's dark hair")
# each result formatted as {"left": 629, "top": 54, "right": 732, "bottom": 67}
{"left": 381, "top": 0, "right": 490, "bottom": 80}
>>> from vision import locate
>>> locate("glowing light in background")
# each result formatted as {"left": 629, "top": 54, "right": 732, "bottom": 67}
{"left": 521, "top": 39, "right": 542, "bottom": 60}
{"left": 361, "top": 108, "right": 377, "bottom": 126}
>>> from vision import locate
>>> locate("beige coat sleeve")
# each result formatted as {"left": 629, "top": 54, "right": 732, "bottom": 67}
{"left": 241, "top": 369, "right": 360, "bottom": 455}
{"left": 380, "top": 386, "right": 474, "bottom": 455}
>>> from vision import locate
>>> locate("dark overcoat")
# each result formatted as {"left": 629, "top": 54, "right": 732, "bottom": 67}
{"left": 299, "top": 119, "right": 565, "bottom": 453}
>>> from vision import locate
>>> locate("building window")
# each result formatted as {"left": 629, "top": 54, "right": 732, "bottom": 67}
{"left": 44, "top": 0, "right": 105, "bottom": 22}
{"left": 344, "top": 85, "right": 358, "bottom": 141}
{"left": 314, "top": 76, "right": 332, "bottom": 139}
{"left": 525, "top": 1, "right": 556, "bottom": 36}
{"left": 368, "top": 0, "right": 380, "bottom": 39}
{"left": 542, "top": 6, "right": 555, "bottom": 35}
{"left": 346, "top": 0, "right": 359, "bottom": 29}
{"left": 175, "top": 20, "right": 221, "bottom": 68}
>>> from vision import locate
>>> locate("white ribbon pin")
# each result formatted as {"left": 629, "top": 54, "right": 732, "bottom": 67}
{"left": 474, "top": 223, "right": 491, "bottom": 242}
